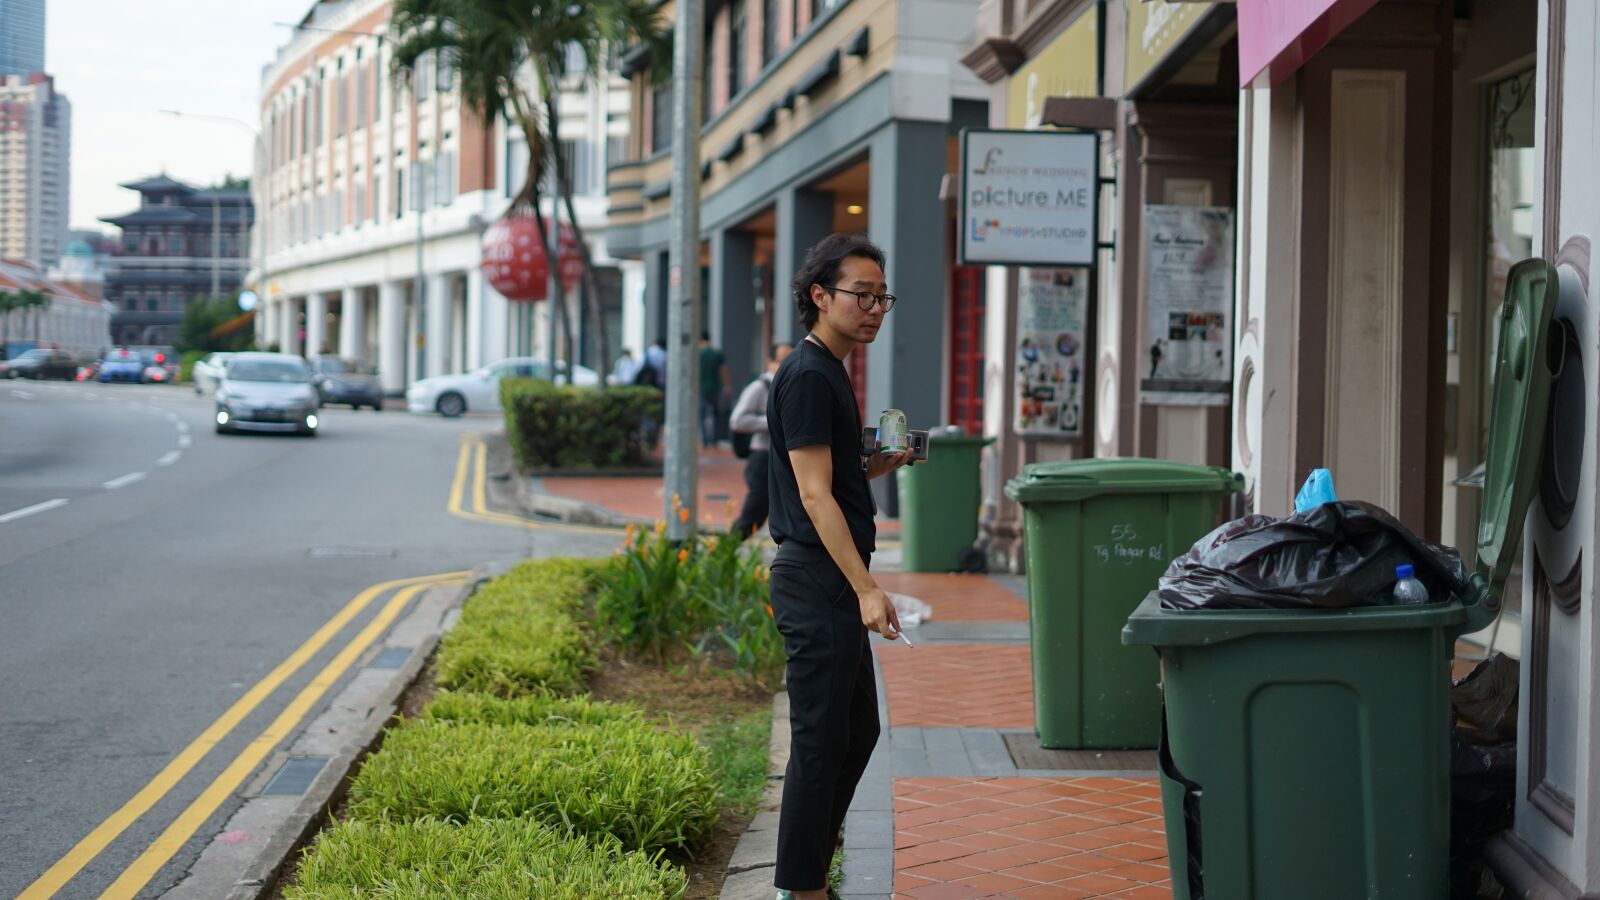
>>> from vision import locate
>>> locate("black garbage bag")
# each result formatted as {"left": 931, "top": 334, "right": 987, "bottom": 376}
{"left": 1158, "top": 500, "right": 1469, "bottom": 610}
{"left": 1450, "top": 654, "right": 1519, "bottom": 899}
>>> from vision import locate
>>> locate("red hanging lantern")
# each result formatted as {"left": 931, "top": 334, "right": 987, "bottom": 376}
{"left": 481, "top": 213, "right": 583, "bottom": 302}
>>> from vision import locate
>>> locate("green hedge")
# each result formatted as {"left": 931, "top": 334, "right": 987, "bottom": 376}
{"left": 286, "top": 817, "right": 687, "bottom": 899}
{"left": 502, "top": 379, "right": 663, "bottom": 470}
{"left": 347, "top": 718, "right": 719, "bottom": 852}
{"left": 435, "top": 559, "right": 598, "bottom": 697}
{"left": 178, "top": 349, "right": 206, "bottom": 384}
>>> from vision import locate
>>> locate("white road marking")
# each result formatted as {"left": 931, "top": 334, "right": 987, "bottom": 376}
{"left": 177, "top": 434, "right": 192, "bottom": 449}
{"left": 166, "top": 412, "right": 179, "bottom": 423}
{"left": 176, "top": 421, "right": 190, "bottom": 435}
{"left": 157, "top": 451, "right": 181, "bottom": 466}
{"left": 0, "top": 498, "right": 68, "bottom": 524}
{"left": 103, "top": 472, "right": 147, "bottom": 490}
{"left": 11, "top": 390, "right": 34, "bottom": 400}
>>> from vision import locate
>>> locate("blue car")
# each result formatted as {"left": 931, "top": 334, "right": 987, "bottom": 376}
{"left": 98, "top": 350, "right": 145, "bottom": 383}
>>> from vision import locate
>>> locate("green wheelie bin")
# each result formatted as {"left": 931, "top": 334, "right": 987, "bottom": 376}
{"left": 1005, "top": 460, "right": 1240, "bottom": 749}
{"left": 1123, "top": 257, "right": 1558, "bottom": 899}
{"left": 897, "top": 431, "right": 995, "bottom": 572}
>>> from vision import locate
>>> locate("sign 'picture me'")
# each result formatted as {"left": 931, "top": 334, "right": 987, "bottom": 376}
{"left": 959, "top": 129, "right": 1099, "bottom": 267}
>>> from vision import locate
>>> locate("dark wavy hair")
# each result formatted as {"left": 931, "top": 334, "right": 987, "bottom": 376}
{"left": 792, "top": 233, "right": 887, "bottom": 330}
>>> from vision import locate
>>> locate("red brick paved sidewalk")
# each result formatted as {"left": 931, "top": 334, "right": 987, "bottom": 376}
{"left": 874, "top": 572, "right": 1173, "bottom": 900}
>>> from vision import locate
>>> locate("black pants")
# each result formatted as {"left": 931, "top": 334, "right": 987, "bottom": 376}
{"left": 732, "top": 450, "right": 770, "bottom": 537}
{"left": 769, "top": 541, "right": 880, "bottom": 892}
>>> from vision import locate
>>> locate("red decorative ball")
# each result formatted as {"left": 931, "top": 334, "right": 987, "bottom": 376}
{"left": 481, "top": 213, "right": 582, "bottom": 302}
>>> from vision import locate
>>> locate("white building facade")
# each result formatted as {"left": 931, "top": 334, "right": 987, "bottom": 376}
{"left": 0, "top": 72, "right": 70, "bottom": 267}
{"left": 253, "top": 0, "right": 639, "bottom": 396}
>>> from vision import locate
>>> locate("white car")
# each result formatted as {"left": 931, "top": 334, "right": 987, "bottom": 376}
{"left": 406, "top": 357, "right": 599, "bottom": 418}
{"left": 192, "top": 351, "right": 238, "bottom": 395}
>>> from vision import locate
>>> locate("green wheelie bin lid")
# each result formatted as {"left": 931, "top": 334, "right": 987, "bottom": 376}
{"left": 1124, "top": 256, "right": 1561, "bottom": 646}
{"left": 1004, "top": 458, "right": 1241, "bottom": 504}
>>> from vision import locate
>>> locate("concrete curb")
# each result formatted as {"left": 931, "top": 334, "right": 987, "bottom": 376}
{"left": 719, "top": 690, "right": 790, "bottom": 900}
{"left": 163, "top": 566, "right": 497, "bottom": 900}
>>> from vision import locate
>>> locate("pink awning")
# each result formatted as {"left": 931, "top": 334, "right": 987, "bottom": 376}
{"left": 1238, "top": 0, "right": 1382, "bottom": 87}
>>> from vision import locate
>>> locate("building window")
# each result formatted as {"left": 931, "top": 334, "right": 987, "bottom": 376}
{"left": 416, "top": 53, "right": 432, "bottom": 101}
{"left": 729, "top": 0, "right": 747, "bottom": 98}
{"left": 394, "top": 168, "right": 405, "bottom": 219}
{"left": 764, "top": 0, "right": 780, "bottom": 65}
{"left": 607, "top": 134, "right": 628, "bottom": 166}
{"left": 315, "top": 74, "right": 325, "bottom": 146}
{"left": 438, "top": 51, "right": 455, "bottom": 92}
{"left": 301, "top": 90, "right": 311, "bottom": 154}
{"left": 435, "top": 152, "right": 456, "bottom": 205}
{"left": 373, "top": 173, "right": 383, "bottom": 220}
{"left": 168, "top": 235, "right": 182, "bottom": 254}
{"left": 651, "top": 82, "right": 673, "bottom": 154}
{"left": 506, "top": 137, "right": 529, "bottom": 199}
{"left": 356, "top": 66, "right": 368, "bottom": 125}
{"left": 354, "top": 180, "right": 366, "bottom": 224}
{"left": 336, "top": 71, "right": 348, "bottom": 137}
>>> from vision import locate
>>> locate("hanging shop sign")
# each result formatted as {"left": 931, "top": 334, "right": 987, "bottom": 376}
{"left": 1142, "top": 205, "right": 1234, "bottom": 405}
{"left": 959, "top": 129, "right": 1099, "bottom": 267}
{"left": 1014, "top": 267, "right": 1088, "bottom": 437}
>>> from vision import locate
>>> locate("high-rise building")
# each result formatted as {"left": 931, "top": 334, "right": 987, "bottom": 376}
{"left": 0, "top": 0, "right": 46, "bottom": 77}
{"left": 0, "top": 73, "right": 70, "bottom": 266}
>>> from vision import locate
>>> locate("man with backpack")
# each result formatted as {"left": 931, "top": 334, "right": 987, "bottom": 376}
{"left": 728, "top": 342, "right": 791, "bottom": 537}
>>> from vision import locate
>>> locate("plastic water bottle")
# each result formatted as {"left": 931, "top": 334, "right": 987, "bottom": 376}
{"left": 1394, "top": 564, "right": 1430, "bottom": 605}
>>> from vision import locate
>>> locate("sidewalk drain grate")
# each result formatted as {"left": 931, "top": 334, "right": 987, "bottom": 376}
{"left": 706, "top": 493, "right": 732, "bottom": 502}
{"left": 1002, "top": 733, "right": 1158, "bottom": 772}
{"left": 369, "top": 646, "right": 413, "bottom": 669}
{"left": 261, "top": 757, "right": 329, "bottom": 796}
{"left": 307, "top": 547, "right": 398, "bottom": 558}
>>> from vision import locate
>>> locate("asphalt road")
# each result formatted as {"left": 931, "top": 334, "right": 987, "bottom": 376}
{"left": 0, "top": 378, "right": 619, "bottom": 898}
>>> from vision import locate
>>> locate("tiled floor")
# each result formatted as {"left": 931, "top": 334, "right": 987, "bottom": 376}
{"left": 893, "top": 776, "right": 1170, "bottom": 899}
{"left": 876, "top": 573, "right": 1030, "bottom": 623}
{"left": 876, "top": 643, "right": 1034, "bottom": 730}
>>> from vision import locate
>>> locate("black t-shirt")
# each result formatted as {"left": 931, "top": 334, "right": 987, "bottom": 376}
{"left": 767, "top": 337, "right": 875, "bottom": 557}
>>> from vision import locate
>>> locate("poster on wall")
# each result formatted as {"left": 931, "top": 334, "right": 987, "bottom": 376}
{"left": 1014, "top": 267, "right": 1088, "bottom": 437}
{"left": 959, "top": 129, "right": 1099, "bottom": 267}
{"left": 1142, "top": 205, "right": 1234, "bottom": 405}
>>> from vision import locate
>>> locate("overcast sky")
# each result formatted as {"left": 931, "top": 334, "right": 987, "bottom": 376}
{"left": 46, "top": 0, "right": 310, "bottom": 231}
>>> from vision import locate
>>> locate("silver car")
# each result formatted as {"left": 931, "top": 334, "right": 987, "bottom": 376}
{"left": 215, "top": 352, "right": 321, "bottom": 436}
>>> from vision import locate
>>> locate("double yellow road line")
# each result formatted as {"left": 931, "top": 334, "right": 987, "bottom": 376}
{"left": 21, "top": 570, "right": 468, "bottom": 900}
{"left": 446, "top": 433, "right": 620, "bottom": 537}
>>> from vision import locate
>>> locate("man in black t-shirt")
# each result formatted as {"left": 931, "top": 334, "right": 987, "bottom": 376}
{"left": 766, "top": 233, "right": 911, "bottom": 900}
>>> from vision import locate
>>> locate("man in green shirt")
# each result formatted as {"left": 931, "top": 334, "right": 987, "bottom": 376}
{"left": 699, "top": 331, "right": 729, "bottom": 447}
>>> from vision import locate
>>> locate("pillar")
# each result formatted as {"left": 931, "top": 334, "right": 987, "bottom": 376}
{"left": 466, "top": 268, "right": 490, "bottom": 370}
{"left": 710, "top": 228, "right": 758, "bottom": 389}
{"left": 774, "top": 185, "right": 834, "bottom": 343}
{"left": 643, "top": 247, "right": 670, "bottom": 346}
{"left": 424, "top": 272, "right": 451, "bottom": 377}
{"left": 378, "top": 280, "right": 406, "bottom": 394}
{"left": 280, "top": 297, "right": 300, "bottom": 356}
{"left": 259, "top": 296, "right": 276, "bottom": 351}
{"left": 866, "top": 120, "right": 948, "bottom": 432}
{"left": 338, "top": 285, "right": 364, "bottom": 361}
{"left": 304, "top": 293, "right": 327, "bottom": 359}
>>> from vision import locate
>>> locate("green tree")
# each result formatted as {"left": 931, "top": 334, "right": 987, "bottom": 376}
{"left": 389, "top": 0, "right": 669, "bottom": 382}
{"left": 0, "top": 291, "right": 16, "bottom": 345}
{"left": 13, "top": 289, "right": 50, "bottom": 343}
{"left": 175, "top": 294, "right": 256, "bottom": 354}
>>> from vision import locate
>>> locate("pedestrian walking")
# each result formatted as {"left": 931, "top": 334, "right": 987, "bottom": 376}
{"left": 699, "top": 331, "right": 729, "bottom": 446}
{"left": 766, "top": 233, "right": 910, "bottom": 900}
{"left": 612, "top": 347, "right": 640, "bottom": 386}
{"left": 638, "top": 339, "right": 668, "bottom": 388}
{"left": 729, "top": 341, "right": 792, "bottom": 537}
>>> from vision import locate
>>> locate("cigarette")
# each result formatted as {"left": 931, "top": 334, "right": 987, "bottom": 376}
{"left": 897, "top": 631, "right": 915, "bottom": 648}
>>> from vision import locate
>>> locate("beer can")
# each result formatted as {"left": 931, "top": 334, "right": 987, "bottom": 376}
{"left": 879, "top": 408, "right": 909, "bottom": 453}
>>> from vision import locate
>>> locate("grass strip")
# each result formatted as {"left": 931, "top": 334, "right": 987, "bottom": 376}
{"left": 422, "top": 690, "right": 643, "bottom": 728}
{"left": 286, "top": 816, "right": 688, "bottom": 899}
{"left": 347, "top": 718, "right": 719, "bottom": 853}
{"left": 701, "top": 708, "right": 772, "bottom": 816}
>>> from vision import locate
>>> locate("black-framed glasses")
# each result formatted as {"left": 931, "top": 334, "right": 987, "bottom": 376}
{"left": 825, "top": 285, "right": 898, "bottom": 313}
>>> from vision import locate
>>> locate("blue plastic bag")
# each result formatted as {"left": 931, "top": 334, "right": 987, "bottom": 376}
{"left": 1295, "top": 468, "right": 1338, "bottom": 513}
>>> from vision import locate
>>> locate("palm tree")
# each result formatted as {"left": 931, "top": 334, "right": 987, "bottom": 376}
{"left": 389, "top": 0, "right": 670, "bottom": 383}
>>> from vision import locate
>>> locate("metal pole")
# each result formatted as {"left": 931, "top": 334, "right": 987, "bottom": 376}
{"left": 666, "top": 0, "right": 704, "bottom": 541}
{"left": 414, "top": 161, "right": 426, "bottom": 378}
{"left": 546, "top": 82, "right": 566, "bottom": 384}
